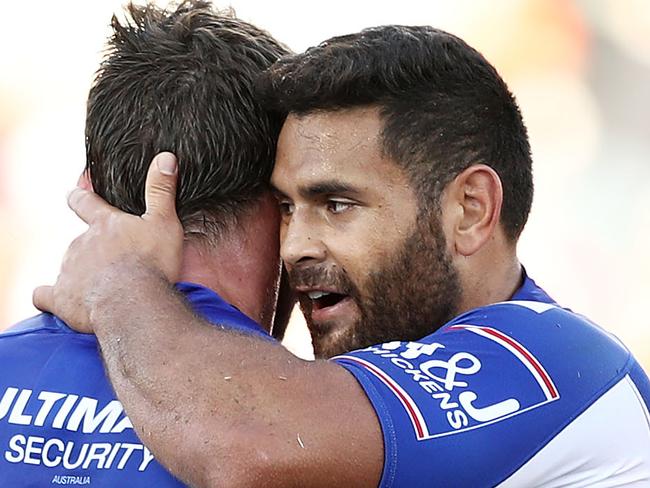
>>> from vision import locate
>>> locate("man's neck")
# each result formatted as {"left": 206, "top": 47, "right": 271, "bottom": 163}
{"left": 456, "top": 242, "right": 523, "bottom": 315}
{"left": 178, "top": 243, "right": 278, "bottom": 331}
{"left": 177, "top": 197, "right": 281, "bottom": 332}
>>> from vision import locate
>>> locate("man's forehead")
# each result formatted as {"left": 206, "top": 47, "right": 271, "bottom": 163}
{"left": 272, "top": 109, "right": 387, "bottom": 184}
{"left": 270, "top": 146, "right": 371, "bottom": 193}
{"left": 270, "top": 150, "right": 386, "bottom": 197}
{"left": 281, "top": 109, "right": 383, "bottom": 148}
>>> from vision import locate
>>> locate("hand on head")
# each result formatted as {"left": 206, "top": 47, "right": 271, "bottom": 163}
{"left": 33, "top": 152, "right": 184, "bottom": 332}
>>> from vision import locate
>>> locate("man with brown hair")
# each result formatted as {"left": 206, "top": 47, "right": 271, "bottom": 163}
{"left": 0, "top": 1, "right": 289, "bottom": 484}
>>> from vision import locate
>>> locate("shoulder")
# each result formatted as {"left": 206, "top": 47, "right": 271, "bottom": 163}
{"left": 1, "top": 313, "right": 86, "bottom": 338}
{"left": 333, "top": 300, "right": 649, "bottom": 487}
{"left": 0, "top": 318, "right": 187, "bottom": 486}
{"left": 448, "top": 299, "right": 631, "bottom": 381}
{"left": 0, "top": 314, "right": 98, "bottom": 375}
{"left": 0, "top": 313, "right": 95, "bottom": 353}
{"left": 338, "top": 300, "right": 631, "bottom": 416}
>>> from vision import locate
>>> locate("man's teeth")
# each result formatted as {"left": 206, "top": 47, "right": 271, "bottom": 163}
{"left": 308, "top": 291, "right": 330, "bottom": 300}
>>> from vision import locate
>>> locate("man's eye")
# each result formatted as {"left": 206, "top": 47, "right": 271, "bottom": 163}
{"left": 326, "top": 200, "right": 353, "bottom": 214}
{"left": 278, "top": 201, "right": 295, "bottom": 216}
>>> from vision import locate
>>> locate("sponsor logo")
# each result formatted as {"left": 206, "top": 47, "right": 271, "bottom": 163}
{"left": 0, "top": 389, "right": 133, "bottom": 434}
{"left": 0, "top": 388, "right": 155, "bottom": 474}
{"left": 5, "top": 435, "right": 154, "bottom": 472}
{"left": 336, "top": 325, "right": 559, "bottom": 440}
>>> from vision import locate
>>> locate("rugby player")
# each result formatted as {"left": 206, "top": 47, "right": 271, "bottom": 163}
{"left": 35, "top": 25, "right": 650, "bottom": 487}
{"left": 0, "top": 1, "right": 290, "bottom": 485}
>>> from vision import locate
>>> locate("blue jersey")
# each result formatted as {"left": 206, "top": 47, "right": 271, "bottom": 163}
{"left": 334, "top": 274, "right": 650, "bottom": 487}
{"left": 0, "top": 282, "right": 269, "bottom": 487}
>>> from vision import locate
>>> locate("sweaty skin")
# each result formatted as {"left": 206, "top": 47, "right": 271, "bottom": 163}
{"left": 33, "top": 154, "right": 384, "bottom": 488}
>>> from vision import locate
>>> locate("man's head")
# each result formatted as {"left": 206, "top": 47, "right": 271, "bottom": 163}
{"left": 86, "top": 0, "right": 288, "bottom": 241}
{"left": 262, "top": 26, "right": 533, "bottom": 357}
{"left": 85, "top": 1, "right": 290, "bottom": 331}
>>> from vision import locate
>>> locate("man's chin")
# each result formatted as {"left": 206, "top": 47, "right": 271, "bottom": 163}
{"left": 307, "top": 318, "right": 360, "bottom": 359}
{"left": 300, "top": 298, "right": 362, "bottom": 357}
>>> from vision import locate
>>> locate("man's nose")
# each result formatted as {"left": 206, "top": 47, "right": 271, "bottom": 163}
{"left": 280, "top": 211, "right": 326, "bottom": 267}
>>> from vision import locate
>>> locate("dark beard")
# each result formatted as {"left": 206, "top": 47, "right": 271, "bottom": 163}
{"left": 347, "top": 214, "right": 461, "bottom": 355}
{"left": 297, "top": 213, "right": 462, "bottom": 358}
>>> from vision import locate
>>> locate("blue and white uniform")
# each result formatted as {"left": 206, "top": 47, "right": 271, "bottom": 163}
{"left": 0, "top": 282, "right": 269, "bottom": 487}
{"left": 335, "top": 274, "right": 650, "bottom": 487}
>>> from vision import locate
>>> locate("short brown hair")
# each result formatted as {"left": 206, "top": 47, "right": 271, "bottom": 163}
{"left": 86, "top": 1, "right": 289, "bottom": 238}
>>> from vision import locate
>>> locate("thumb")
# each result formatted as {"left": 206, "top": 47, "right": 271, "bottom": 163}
{"left": 143, "top": 152, "right": 179, "bottom": 220}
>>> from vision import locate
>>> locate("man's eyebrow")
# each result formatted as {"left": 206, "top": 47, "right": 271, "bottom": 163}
{"left": 271, "top": 180, "right": 362, "bottom": 200}
{"left": 299, "top": 181, "right": 361, "bottom": 198}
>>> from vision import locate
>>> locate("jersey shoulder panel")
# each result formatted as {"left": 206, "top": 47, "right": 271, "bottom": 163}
{"left": 334, "top": 300, "right": 646, "bottom": 487}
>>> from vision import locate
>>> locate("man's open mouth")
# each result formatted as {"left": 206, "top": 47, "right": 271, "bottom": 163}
{"left": 306, "top": 291, "right": 349, "bottom": 311}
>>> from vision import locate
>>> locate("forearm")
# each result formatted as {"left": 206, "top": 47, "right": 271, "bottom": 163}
{"left": 91, "top": 263, "right": 217, "bottom": 484}
{"left": 89, "top": 261, "right": 363, "bottom": 487}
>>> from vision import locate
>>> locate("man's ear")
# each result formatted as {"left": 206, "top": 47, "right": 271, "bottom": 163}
{"left": 77, "top": 169, "right": 94, "bottom": 192}
{"left": 445, "top": 164, "right": 503, "bottom": 256}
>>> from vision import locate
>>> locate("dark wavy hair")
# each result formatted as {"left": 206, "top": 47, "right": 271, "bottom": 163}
{"left": 86, "top": 0, "right": 289, "bottom": 239}
{"left": 259, "top": 25, "right": 533, "bottom": 239}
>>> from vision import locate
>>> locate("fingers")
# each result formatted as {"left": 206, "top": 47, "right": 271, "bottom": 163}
{"left": 143, "top": 152, "right": 179, "bottom": 220}
{"left": 33, "top": 286, "right": 54, "bottom": 313}
{"left": 67, "top": 188, "right": 115, "bottom": 225}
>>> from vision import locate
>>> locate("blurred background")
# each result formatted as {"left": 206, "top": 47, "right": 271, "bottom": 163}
{"left": 0, "top": 0, "right": 648, "bottom": 364}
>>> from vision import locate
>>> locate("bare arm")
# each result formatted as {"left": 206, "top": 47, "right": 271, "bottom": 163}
{"left": 34, "top": 154, "right": 383, "bottom": 488}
